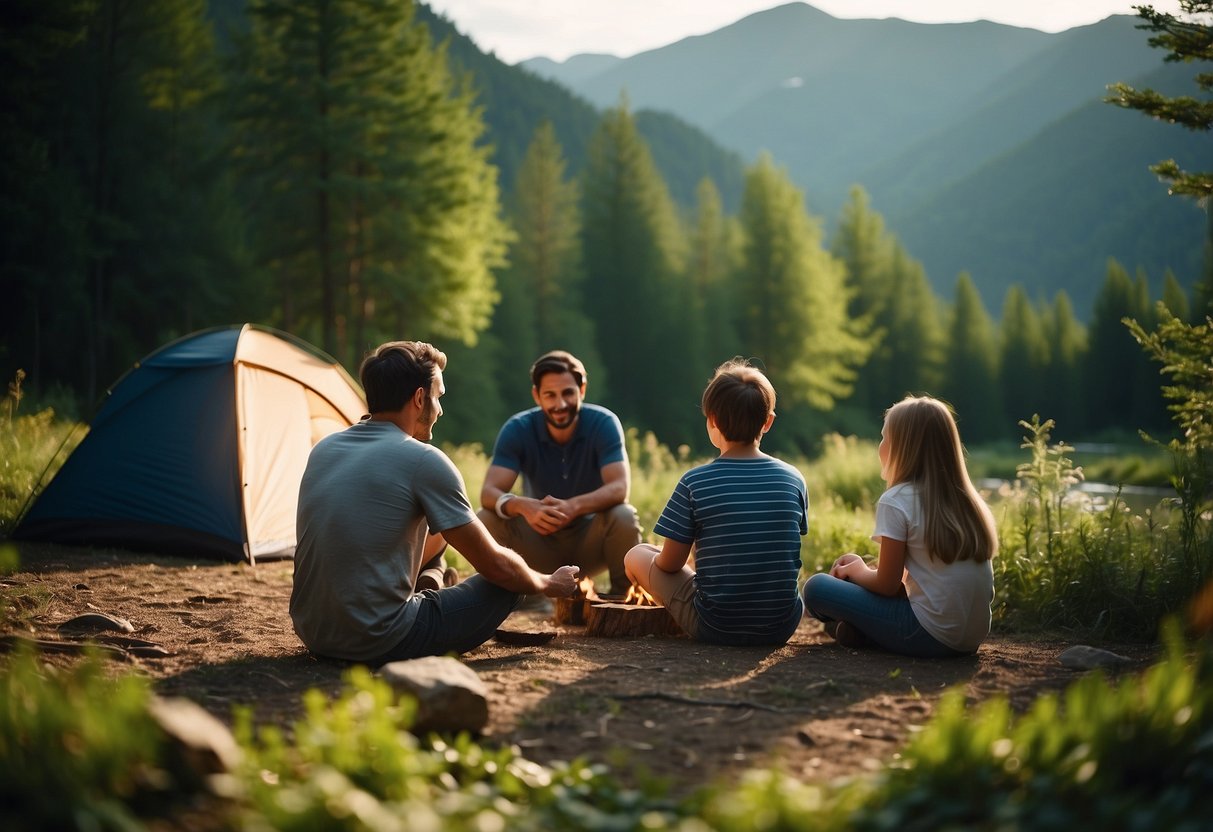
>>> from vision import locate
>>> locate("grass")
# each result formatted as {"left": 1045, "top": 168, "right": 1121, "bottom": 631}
{"left": 0, "top": 406, "right": 84, "bottom": 536}
{"left": 3, "top": 623, "right": 1210, "bottom": 830}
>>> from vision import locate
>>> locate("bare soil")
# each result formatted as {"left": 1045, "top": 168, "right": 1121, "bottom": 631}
{"left": 2, "top": 543, "right": 1160, "bottom": 792}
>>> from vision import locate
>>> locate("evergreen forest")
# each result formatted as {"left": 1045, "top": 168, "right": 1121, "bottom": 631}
{"left": 2, "top": 0, "right": 1209, "bottom": 454}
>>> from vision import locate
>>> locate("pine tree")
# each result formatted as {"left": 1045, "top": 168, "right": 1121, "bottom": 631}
{"left": 1162, "top": 268, "right": 1192, "bottom": 320}
{"left": 580, "top": 97, "right": 692, "bottom": 442}
{"left": 998, "top": 285, "right": 1051, "bottom": 428}
{"left": 831, "top": 185, "right": 893, "bottom": 413}
{"left": 941, "top": 273, "right": 1002, "bottom": 441}
{"left": 492, "top": 120, "right": 601, "bottom": 417}
{"left": 687, "top": 177, "right": 742, "bottom": 367}
{"left": 735, "top": 154, "right": 871, "bottom": 428}
{"left": 1084, "top": 259, "right": 1145, "bottom": 432}
{"left": 1107, "top": 1, "right": 1213, "bottom": 315}
{"left": 231, "top": 0, "right": 509, "bottom": 365}
{"left": 18, "top": 0, "right": 243, "bottom": 398}
{"left": 0, "top": 1, "right": 93, "bottom": 396}
{"left": 1041, "top": 291, "right": 1087, "bottom": 432}
{"left": 884, "top": 245, "right": 945, "bottom": 400}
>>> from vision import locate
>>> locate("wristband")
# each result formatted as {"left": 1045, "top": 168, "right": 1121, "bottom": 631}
{"left": 495, "top": 493, "right": 515, "bottom": 519}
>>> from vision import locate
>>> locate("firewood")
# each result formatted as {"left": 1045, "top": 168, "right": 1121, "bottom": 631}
{"left": 553, "top": 595, "right": 592, "bottom": 626}
{"left": 585, "top": 602, "right": 683, "bottom": 638}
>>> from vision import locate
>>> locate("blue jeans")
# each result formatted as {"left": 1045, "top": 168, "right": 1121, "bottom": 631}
{"left": 369, "top": 575, "right": 520, "bottom": 665}
{"left": 801, "top": 573, "right": 966, "bottom": 658}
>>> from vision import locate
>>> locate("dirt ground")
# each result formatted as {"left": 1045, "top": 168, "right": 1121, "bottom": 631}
{"left": 2, "top": 543, "right": 1161, "bottom": 793}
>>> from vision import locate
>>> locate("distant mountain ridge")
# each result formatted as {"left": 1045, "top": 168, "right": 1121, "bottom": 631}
{"left": 415, "top": 4, "right": 746, "bottom": 211}
{"left": 521, "top": 2, "right": 1212, "bottom": 316}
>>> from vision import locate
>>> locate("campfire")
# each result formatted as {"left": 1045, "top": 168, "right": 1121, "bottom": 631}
{"left": 623, "top": 583, "right": 659, "bottom": 606}
{"left": 553, "top": 578, "right": 681, "bottom": 637}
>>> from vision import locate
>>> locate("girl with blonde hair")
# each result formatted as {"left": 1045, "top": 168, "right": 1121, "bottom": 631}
{"left": 802, "top": 396, "right": 997, "bottom": 656}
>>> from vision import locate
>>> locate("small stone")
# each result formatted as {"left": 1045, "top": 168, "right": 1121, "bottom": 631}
{"left": 379, "top": 656, "right": 489, "bottom": 734}
{"left": 148, "top": 696, "right": 242, "bottom": 780}
{"left": 1058, "top": 645, "right": 1132, "bottom": 670}
{"left": 58, "top": 612, "right": 134, "bottom": 634}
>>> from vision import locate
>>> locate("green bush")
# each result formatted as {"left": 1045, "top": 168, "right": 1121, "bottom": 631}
{"left": 842, "top": 624, "right": 1213, "bottom": 831}
{"left": 235, "top": 665, "right": 678, "bottom": 831}
{"left": 993, "top": 417, "right": 1201, "bottom": 639}
{"left": 0, "top": 647, "right": 171, "bottom": 831}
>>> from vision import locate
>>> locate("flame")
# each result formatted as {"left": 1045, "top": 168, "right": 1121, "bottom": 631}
{"left": 623, "top": 583, "right": 659, "bottom": 606}
{"left": 577, "top": 577, "right": 598, "bottom": 600}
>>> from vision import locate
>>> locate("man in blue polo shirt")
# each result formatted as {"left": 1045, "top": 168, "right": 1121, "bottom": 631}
{"left": 479, "top": 350, "right": 642, "bottom": 597}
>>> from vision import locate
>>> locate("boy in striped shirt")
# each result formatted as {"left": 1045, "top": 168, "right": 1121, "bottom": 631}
{"left": 624, "top": 359, "right": 807, "bottom": 645}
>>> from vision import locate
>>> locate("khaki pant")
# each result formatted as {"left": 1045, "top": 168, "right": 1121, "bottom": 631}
{"left": 477, "top": 503, "right": 641, "bottom": 594}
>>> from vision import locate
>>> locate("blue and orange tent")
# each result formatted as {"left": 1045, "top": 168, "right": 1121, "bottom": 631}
{"left": 14, "top": 324, "right": 366, "bottom": 563}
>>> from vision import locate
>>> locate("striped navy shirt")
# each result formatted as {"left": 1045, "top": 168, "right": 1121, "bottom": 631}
{"left": 654, "top": 455, "right": 807, "bottom": 640}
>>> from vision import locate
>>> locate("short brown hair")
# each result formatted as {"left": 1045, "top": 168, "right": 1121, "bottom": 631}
{"left": 360, "top": 341, "right": 447, "bottom": 413}
{"left": 530, "top": 350, "right": 586, "bottom": 389}
{"left": 700, "top": 358, "right": 776, "bottom": 443}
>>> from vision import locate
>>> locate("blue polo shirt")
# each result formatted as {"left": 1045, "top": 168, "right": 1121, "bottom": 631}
{"left": 489, "top": 404, "right": 626, "bottom": 499}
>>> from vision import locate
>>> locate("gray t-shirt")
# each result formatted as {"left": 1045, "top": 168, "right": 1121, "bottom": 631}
{"left": 290, "top": 420, "right": 475, "bottom": 661}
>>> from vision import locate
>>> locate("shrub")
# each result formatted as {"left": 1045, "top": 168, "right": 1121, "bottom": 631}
{"left": 842, "top": 623, "right": 1213, "bottom": 831}
{"left": 235, "top": 665, "right": 678, "bottom": 831}
{"left": 994, "top": 417, "right": 1201, "bottom": 639}
{"left": 0, "top": 647, "right": 171, "bottom": 831}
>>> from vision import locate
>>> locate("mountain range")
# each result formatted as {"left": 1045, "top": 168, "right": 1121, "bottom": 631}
{"left": 511, "top": 2, "right": 1211, "bottom": 317}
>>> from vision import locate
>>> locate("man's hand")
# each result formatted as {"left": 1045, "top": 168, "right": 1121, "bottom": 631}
{"left": 542, "top": 565, "right": 580, "bottom": 598}
{"left": 520, "top": 496, "right": 572, "bottom": 535}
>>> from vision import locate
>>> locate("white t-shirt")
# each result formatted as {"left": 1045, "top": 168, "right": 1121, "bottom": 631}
{"left": 872, "top": 481, "right": 994, "bottom": 652}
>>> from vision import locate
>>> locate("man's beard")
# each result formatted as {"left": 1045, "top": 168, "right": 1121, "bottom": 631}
{"left": 544, "top": 401, "right": 579, "bottom": 430}
{"left": 413, "top": 398, "right": 437, "bottom": 441}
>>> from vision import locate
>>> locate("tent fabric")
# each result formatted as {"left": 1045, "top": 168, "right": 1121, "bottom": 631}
{"left": 15, "top": 324, "right": 366, "bottom": 563}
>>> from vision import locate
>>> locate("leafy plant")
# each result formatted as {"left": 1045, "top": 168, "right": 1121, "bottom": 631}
{"left": 845, "top": 622, "right": 1213, "bottom": 831}
{"left": 1127, "top": 308, "right": 1213, "bottom": 588}
{"left": 0, "top": 647, "right": 172, "bottom": 831}
{"left": 235, "top": 665, "right": 677, "bottom": 831}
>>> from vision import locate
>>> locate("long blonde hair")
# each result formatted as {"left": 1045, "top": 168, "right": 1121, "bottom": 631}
{"left": 883, "top": 396, "right": 997, "bottom": 564}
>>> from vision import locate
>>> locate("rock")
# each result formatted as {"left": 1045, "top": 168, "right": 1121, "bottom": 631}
{"left": 378, "top": 656, "right": 489, "bottom": 734}
{"left": 59, "top": 612, "right": 135, "bottom": 634}
{"left": 147, "top": 696, "right": 242, "bottom": 782}
{"left": 1058, "top": 645, "right": 1132, "bottom": 670}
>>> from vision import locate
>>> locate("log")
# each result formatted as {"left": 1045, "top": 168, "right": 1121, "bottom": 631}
{"left": 585, "top": 602, "right": 683, "bottom": 638}
{"left": 553, "top": 595, "right": 594, "bottom": 626}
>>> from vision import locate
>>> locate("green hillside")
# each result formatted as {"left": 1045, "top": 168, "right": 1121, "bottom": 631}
{"left": 861, "top": 15, "right": 1160, "bottom": 220}
{"left": 891, "top": 60, "right": 1212, "bottom": 313}
{"left": 416, "top": 4, "right": 744, "bottom": 209}
{"left": 523, "top": 2, "right": 1209, "bottom": 315}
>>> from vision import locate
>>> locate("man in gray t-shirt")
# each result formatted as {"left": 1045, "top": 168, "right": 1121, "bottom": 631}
{"left": 290, "top": 340, "right": 578, "bottom": 664}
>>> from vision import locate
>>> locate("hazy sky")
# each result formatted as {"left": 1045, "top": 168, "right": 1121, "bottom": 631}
{"left": 425, "top": 1, "right": 1183, "bottom": 64}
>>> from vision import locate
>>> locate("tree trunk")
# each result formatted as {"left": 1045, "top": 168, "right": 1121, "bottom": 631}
{"left": 585, "top": 603, "right": 682, "bottom": 638}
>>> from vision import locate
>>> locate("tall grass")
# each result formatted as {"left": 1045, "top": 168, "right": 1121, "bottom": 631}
{"left": 992, "top": 417, "right": 1205, "bottom": 639}
{"left": 1, "top": 371, "right": 85, "bottom": 535}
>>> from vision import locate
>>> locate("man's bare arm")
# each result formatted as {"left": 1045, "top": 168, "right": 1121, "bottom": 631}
{"left": 480, "top": 464, "right": 520, "bottom": 512}
{"left": 441, "top": 519, "right": 578, "bottom": 596}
